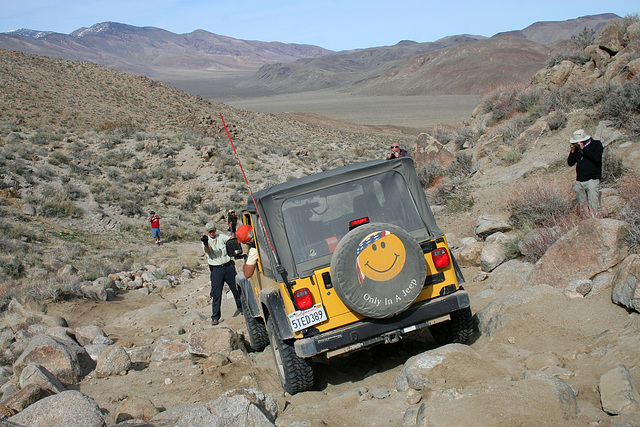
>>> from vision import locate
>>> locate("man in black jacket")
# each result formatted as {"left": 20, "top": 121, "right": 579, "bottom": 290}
{"left": 567, "top": 129, "right": 603, "bottom": 214}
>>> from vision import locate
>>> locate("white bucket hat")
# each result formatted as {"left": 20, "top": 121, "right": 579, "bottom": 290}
{"left": 570, "top": 129, "right": 591, "bottom": 143}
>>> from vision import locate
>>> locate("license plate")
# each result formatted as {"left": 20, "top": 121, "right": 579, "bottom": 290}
{"left": 288, "top": 303, "right": 327, "bottom": 331}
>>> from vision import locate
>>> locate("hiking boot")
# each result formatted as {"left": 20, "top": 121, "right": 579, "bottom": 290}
{"left": 211, "top": 319, "right": 219, "bottom": 325}
{"left": 233, "top": 309, "right": 242, "bottom": 317}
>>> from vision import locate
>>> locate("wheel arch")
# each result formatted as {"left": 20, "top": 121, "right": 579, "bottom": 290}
{"left": 260, "top": 288, "right": 295, "bottom": 340}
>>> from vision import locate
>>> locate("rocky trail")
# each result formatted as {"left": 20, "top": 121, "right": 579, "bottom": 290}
{"left": 2, "top": 233, "right": 634, "bottom": 426}
{"left": 38, "top": 241, "right": 444, "bottom": 426}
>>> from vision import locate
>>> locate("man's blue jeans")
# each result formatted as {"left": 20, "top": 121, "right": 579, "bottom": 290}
{"left": 209, "top": 262, "right": 241, "bottom": 321}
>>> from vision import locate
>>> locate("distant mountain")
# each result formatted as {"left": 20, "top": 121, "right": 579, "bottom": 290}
{"left": 495, "top": 13, "right": 619, "bottom": 45}
{"left": 236, "top": 35, "right": 486, "bottom": 95}
{"left": 0, "top": 21, "right": 333, "bottom": 75}
{"left": 4, "top": 28, "right": 54, "bottom": 39}
{"left": 0, "top": 14, "right": 623, "bottom": 97}
{"left": 237, "top": 14, "right": 620, "bottom": 96}
{"left": 349, "top": 36, "right": 551, "bottom": 95}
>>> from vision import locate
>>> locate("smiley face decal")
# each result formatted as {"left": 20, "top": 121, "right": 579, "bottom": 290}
{"left": 355, "top": 230, "right": 407, "bottom": 285}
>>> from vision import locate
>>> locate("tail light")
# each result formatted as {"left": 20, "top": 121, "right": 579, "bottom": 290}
{"left": 294, "top": 288, "right": 314, "bottom": 310}
{"left": 432, "top": 248, "right": 450, "bottom": 269}
{"left": 348, "top": 217, "right": 369, "bottom": 230}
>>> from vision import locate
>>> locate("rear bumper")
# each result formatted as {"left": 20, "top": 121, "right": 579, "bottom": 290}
{"left": 294, "top": 290, "right": 470, "bottom": 358}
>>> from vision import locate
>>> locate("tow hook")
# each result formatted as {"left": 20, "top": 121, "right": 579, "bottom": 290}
{"left": 382, "top": 330, "right": 402, "bottom": 344}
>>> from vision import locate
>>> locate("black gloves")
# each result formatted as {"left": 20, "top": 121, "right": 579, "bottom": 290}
{"left": 201, "top": 235, "right": 209, "bottom": 245}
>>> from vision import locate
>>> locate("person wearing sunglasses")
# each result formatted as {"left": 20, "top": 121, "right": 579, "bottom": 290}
{"left": 386, "top": 143, "right": 409, "bottom": 160}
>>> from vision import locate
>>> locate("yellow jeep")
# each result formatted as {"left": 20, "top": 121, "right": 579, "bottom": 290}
{"left": 238, "top": 158, "right": 472, "bottom": 394}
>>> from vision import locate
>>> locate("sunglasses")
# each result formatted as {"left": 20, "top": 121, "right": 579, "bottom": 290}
{"left": 391, "top": 145, "right": 399, "bottom": 149}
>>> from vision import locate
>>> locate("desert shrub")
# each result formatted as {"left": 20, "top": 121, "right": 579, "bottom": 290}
{"left": 547, "top": 52, "right": 591, "bottom": 68}
{"left": 33, "top": 164, "right": 55, "bottom": 181}
{"left": 446, "top": 153, "right": 476, "bottom": 178}
{"left": 602, "top": 147, "right": 628, "bottom": 185}
{"left": 62, "top": 182, "right": 86, "bottom": 200}
{"left": 131, "top": 157, "right": 144, "bottom": 170}
{"left": 498, "top": 148, "right": 523, "bottom": 166}
{"left": 434, "top": 177, "right": 474, "bottom": 212}
{"left": 508, "top": 177, "right": 573, "bottom": 229}
{"left": 229, "top": 191, "right": 245, "bottom": 203}
{"left": 29, "top": 132, "right": 55, "bottom": 145}
{"left": 546, "top": 111, "right": 568, "bottom": 131}
{"left": 182, "top": 171, "right": 197, "bottom": 180}
{"left": 150, "top": 167, "right": 181, "bottom": 186}
{"left": 514, "top": 86, "right": 544, "bottom": 115}
{"left": 96, "top": 118, "right": 142, "bottom": 137}
{"left": 427, "top": 125, "right": 456, "bottom": 145}
{"left": 570, "top": 27, "right": 596, "bottom": 50}
{"left": 615, "top": 13, "right": 640, "bottom": 34}
{"left": 454, "top": 126, "right": 477, "bottom": 150}
{"left": 180, "top": 193, "right": 202, "bottom": 212}
{"left": 120, "top": 199, "right": 143, "bottom": 217}
{"left": 518, "top": 215, "right": 580, "bottom": 263}
{"left": 1, "top": 256, "right": 25, "bottom": 279}
{"left": 201, "top": 202, "right": 220, "bottom": 215}
{"left": 598, "top": 78, "right": 640, "bottom": 131}
{"left": 100, "top": 149, "right": 134, "bottom": 167}
{"left": 417, "top": 162, "right": 444, "bottom": 187}
{"left": 22, "top": 278, "right": 84, "bottom": 302}
{"left": 48, "top": 151, "right": 71, "bottom": 166}
{"left": 498, "top": 114, "right": 530, "bottom": 144}
{"left": 618, "top": 172, "right": 640, "bottom": 252}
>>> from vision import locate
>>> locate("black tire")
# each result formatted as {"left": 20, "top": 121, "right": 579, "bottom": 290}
{"left": 267, "top": 317, "right": 314, "bottom": 394}
{"left": 429, "top": 306, "right": 474, "bottom": 345}
{"left": 330, "top": 222, "right": 427, "bottom": 318}
{"left": 241, "top": 288, "right": 269, "bottom": 352}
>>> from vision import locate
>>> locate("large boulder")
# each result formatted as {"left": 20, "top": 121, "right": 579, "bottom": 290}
{"left": 8, "top": 390, "right": 106, "bottom": 427}
{"left": 188, "top": 328, "right": 244, "bottom": 358}
{"left": 13, "top": 334, "right": 92, "bottom": 385}
{"left": 19, "top": 364, "right": 66, "bottom": 394}
{"left": 411, "top": 132, "right": 455, "bottom": 169}
{"left": 611, "top": 254, "right": 640, "bottom": 312}
{"left": 411, "top": 378, "right": 578, "bottom": 426}
{"left": 527, "top": 219, "right": 629, "bottom": 289}
{"left": 598, "top": 23, "right": 625, "bottom": 55}
{"left": 599, "top": 365, "right": 640, "bottom": 415}
{"left": 480, "top": 232, "right": 516, "bottom": 272}
{"left": 395, "top": 344, "right": 504, "bottom": 392}
{"left": 475, "top": 213, "right": 512, "bottom": 238}
{"left": 95, "top": 345, "right": 132, "bottom": 378}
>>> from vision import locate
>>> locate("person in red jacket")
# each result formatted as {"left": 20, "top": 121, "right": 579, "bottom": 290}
{"left": 148, "top": 211, "right": 162, "bottom": 245}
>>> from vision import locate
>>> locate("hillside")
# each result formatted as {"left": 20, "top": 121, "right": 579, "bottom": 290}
{"left": 496, "top": 13, "right": 619, "bottom": 45}
{"left": 349, "top": 36, "right": 551, "bottom": 95}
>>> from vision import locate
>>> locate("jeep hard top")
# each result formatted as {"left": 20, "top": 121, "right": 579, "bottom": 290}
{"left": 238, "top": 157, "right": 472, "bottom": 394}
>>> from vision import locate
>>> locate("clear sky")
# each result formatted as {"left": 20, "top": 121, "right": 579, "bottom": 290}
{"left": 0, "top": 0, "right": 637, "bottom": 51}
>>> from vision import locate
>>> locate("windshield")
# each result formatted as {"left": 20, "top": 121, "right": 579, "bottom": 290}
{"left": 282, "top": 171, "right": 425, "bottom": 265}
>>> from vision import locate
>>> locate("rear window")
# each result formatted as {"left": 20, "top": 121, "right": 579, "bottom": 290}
{"left": 282, "top": 171, "right": 425, "bottom": 265}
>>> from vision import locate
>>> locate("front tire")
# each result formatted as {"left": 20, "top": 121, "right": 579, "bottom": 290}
{"left": 241, "top": 289, "right": 269, "bottom": 352}
{"left": 429, "top": 306, "right": 474, "bottom": 345}
{"left": 267, "top": 317, "right": 314, "bottom": 394}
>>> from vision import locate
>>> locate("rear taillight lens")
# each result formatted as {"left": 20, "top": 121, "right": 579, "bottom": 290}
{"left": 348, "top": 217, "right": 369, "bottom": 230}
{"left": 432, "top": 248, "right": 450, "bottom": 269}
{"left": 294, "top": 288, "right": 314, "bottom": 310}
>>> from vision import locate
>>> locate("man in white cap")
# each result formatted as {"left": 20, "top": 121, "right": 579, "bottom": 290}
{"left": 567, "top": 129, "right": 603, "bottom": 214}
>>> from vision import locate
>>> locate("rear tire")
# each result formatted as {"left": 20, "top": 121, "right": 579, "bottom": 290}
{"left": 241, "top": 289, "right": 269, "bottom": 352}
{"left": 267, "top": 317, "right": 314, "bottom": 394}
{"left": 429, "top": 306, "right": 473, "bottom": 345}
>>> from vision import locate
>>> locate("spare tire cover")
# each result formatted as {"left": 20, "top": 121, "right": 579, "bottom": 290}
{"left": 330, "top": 223, "right": 426, "bottom": 318}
